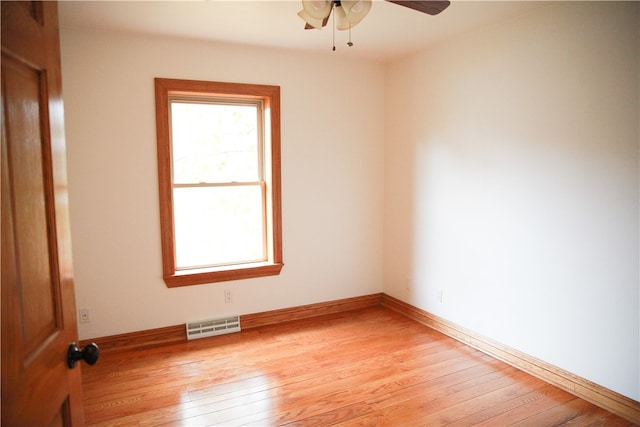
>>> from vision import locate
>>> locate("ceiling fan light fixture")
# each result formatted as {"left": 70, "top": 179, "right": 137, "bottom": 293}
{"left": 341, "top": 0, "right": 372, "bottom": 26}
{"left": 298, "top": 0, "right": 451, "bottom": 49}
{"left": 301, "top": 0, "right": 333, "bottom": 19}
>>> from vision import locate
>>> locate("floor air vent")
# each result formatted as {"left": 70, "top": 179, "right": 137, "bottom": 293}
{"left": 186, "top": 315, "right": 241, "bottom": 340}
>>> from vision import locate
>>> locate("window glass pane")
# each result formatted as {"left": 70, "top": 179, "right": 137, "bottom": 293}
{"left": 171, "top": 102, "right": 259, "bottom": 184}
{"left": 173, "top": 186, "right": 265, "bottom": 269}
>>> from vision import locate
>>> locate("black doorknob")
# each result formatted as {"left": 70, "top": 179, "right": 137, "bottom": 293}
{"left": 67, "top": 342, "right": 100, "bottom": 369}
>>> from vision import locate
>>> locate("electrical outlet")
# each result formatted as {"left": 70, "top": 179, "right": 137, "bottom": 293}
{"left": 79, "top": 308, "right": 90, "bottom": 323}
{"left": 438, "top": 289, "right": 444, "bottom": 304}
{"left": 224, "top": 289, "right": 232, "bottom": 303}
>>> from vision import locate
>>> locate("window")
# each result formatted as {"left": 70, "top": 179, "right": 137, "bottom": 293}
{"left": 155, "top": 78, "right": 283, "bottom": 287}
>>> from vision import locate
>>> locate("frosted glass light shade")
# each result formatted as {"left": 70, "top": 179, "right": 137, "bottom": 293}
{"left": 301, "top": 0, "right": 333, "bottom": 19}
{"left": 341, "top": 0, "right": 371, "bottom": 27}
{"left": 334, "top": 5, "right": 350, "bottom": 31}
{"left": 297, "top": 9, "right": 327, "bottom": 29}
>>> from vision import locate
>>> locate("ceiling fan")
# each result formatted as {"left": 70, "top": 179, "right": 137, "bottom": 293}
{"left": 298, "top": 0, "right": 451, "bottom": 32}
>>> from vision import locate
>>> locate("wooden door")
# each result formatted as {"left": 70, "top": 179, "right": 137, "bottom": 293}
{"left": 1, "top": 1, "right": 85, "bottom": 425}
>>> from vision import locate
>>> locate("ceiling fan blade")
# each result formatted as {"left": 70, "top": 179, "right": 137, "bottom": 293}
{"left": 385, "top": 1, "right": 451, "bottom": 16}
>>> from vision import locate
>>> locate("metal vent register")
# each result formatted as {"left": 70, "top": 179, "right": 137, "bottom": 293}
{"left": 186, "top": 316, "right": 241, "bottom": 340}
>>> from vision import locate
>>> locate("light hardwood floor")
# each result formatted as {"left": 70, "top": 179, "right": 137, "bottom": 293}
{"left": 82, "top": 307, "right": 636, "bottom": 426}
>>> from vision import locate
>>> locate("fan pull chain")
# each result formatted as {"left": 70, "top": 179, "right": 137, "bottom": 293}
{"left": 332, "top": 5, "right": 336, "bottom": 51}
{"left": 330, "top": 4, "right": 354, "bottom": 51}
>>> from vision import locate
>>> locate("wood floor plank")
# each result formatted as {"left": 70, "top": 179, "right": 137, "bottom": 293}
{"left": 81, "top": 306, "right": 636, "bottom": 426}
{"left": 561, "top": 407, "right": 637, "bottom": 427}
{"left": 453, "top": 383, "right": 571, "bottom": 426}
{"left": 421, "top": 372, "right": 548, "bottom": 425}
{"left": 473, "top": 384, "right": 578, "bottom": 426}
{"left": 282, "top": 401, "right": 374, "bottom": 427}
{"left": 510, "top": 397, "right": 603, "bottom": 426}
{"left": 335, "top": 369, "right": 532, "bottom": 426}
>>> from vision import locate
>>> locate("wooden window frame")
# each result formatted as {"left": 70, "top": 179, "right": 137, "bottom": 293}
{"left": 155, "top": 78, "right": 283, "bottom": 287}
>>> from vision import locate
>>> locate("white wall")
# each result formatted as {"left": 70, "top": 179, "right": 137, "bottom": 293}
{"left": 384, "top": 1, "right": 639, "bottom": 400}
{"left": 60, "top": 29, "right": 385, "bottom": 341}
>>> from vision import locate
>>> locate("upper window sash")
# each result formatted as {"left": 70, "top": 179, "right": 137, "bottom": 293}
{"left": 168, "top": 97, "right": 264, "bottom": 186}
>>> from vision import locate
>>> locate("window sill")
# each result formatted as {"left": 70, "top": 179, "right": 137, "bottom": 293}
{"left": 163, "top": 262, "right": 284, "bottom": 288}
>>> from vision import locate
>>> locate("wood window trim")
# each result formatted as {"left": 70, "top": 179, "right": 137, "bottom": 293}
{"left": 154, "top": 78, "right": 283, "bottom": 287}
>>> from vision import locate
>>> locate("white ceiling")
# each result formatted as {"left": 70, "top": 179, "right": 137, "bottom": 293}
{"left": 58, "top": 1, "right": 544, "bottom": 63}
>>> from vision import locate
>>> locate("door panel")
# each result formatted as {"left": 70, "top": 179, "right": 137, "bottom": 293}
{"left": 2, "top": 1, "right": 85, "bottom": 425}
{"left": 3, "top": 54, "right": 62, "bottom": 359}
